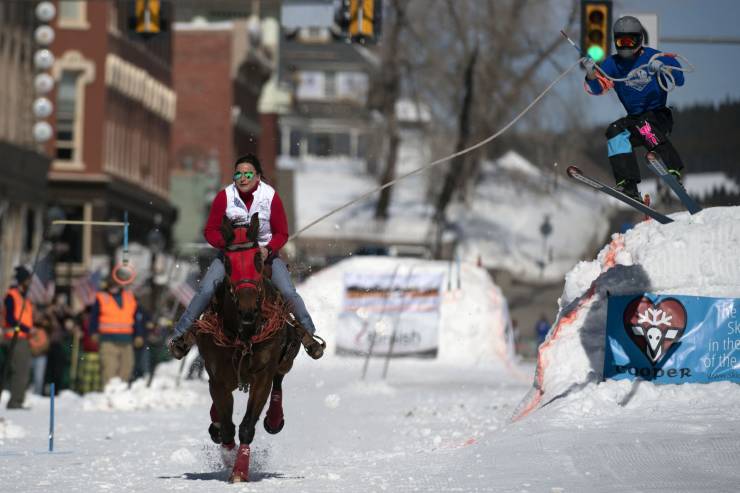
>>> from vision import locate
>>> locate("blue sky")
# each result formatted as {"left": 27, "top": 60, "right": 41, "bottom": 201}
{"left": 553, "top": 0, "right": 740, "bottom": 125}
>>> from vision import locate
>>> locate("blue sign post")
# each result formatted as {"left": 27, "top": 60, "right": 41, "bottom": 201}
{"left": 604, "top": 294, "right": 740, "bottom": 384}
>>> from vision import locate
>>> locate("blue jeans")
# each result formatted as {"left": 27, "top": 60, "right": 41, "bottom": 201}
{"left": 172, "top": 257, "right": 316, "bottom": 337}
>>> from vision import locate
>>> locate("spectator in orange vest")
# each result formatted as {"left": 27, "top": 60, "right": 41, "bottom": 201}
{"left": 2, "top": 266, "right": 36, "bottom": 409}
{"left": 89, "top": 277, "right": 145, "bottom": 385}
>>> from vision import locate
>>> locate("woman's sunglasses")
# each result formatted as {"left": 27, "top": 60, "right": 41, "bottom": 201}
{"left": 233, "top": 171, "right": 256, "bottom": 181}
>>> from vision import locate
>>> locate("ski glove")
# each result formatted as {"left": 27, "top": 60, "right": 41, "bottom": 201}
{"left": 648, "top": 59, "right": 664, "bottom": 74}
{"left": 582, "top": 57, "right": 597, "bottom": 78}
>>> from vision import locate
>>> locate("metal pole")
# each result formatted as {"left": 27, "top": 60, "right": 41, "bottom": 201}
{"left": 361, "top": 264, "right": 400, "bottom": 380}
{"left": 382, "top": 267, "right": 415, "bottom": 379}
{"left": 49, "top": 382, "right": 55, "bottom": 452}
{"left": 660, "top": 36, "right": 740, "bottom": 45}
{"left": 52, "top": 220, "right": 125, "bottom": 227}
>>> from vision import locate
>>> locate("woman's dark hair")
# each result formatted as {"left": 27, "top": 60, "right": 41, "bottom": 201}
{"left": 234, "top": 153, "right": 263, "bottom": 175}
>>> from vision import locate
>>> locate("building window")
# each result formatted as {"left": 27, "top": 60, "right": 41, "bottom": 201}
{"left": 306, "top": 132, "right": 351, "bottom": 157}
{"left": 308, "top": 133, "right": 332, "bottom": 157}
{"left": 289, "top": 129, "right": 303, "bottom": 157}
{"left": 55, "top": 71, "right": 81, "bottom": 161}
{"left": 56, "top": 205, "right": 84, "bottom": 264}
{"left": 58, "top": 1, "right": 89, "bottom": 29}
{"left": 296, "top": 71, "right": 325, "bottom": 100}
{"left": 324, "top": 71, "right": 335, "bottom": 99}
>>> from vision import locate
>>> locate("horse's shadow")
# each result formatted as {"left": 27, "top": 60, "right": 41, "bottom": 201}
{"left": 160, "top": 469, "right": 304, "bottom": 483}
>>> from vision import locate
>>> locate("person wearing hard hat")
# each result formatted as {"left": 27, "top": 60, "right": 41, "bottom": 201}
{"left": 2, "top": 266, "right": 36, "bottom": 409}
{"left": 89, "top": 276, "right": 145, "bottom": 385}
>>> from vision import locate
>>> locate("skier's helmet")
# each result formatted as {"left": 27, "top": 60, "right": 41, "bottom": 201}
{"left": 613, "top": 16, "right": 644, "bottom": 59}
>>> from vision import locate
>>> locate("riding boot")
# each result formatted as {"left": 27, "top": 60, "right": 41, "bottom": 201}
{"left": 301, "top": 331, "right": 325, "bottom": 360}
{"left": 167, "top": 330, "right": 195, "bottom": 360}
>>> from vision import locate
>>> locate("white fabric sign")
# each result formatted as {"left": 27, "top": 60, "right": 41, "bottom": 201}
{"left": 336, "top": 271, "right": 444, "bottom": 357}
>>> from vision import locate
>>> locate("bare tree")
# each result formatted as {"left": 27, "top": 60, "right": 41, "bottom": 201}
{"left": 373, "top": 0, "right": 407, "bottom": 219}
{"left": 402, "top": 0, "right": 579, "bottom": 255}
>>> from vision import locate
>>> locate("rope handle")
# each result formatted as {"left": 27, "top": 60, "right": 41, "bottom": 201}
{"left": 584, "top": 51, "right": 695, "bottom": 94}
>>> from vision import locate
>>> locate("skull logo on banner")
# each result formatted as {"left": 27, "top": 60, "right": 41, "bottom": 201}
{"left": 623, "top": 297, "right": 687, "bottom": 364}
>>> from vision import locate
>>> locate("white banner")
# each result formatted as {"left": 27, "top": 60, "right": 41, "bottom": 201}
{"left": 336, "top": 270, "right": 444, "bottom": 357}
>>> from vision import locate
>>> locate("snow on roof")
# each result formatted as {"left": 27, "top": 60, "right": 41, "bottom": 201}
{"left": 488, "top": 150, "right": 541, "bottom": 176}
{"left": 395, "top": 99, "right": 431, "bottom": 123}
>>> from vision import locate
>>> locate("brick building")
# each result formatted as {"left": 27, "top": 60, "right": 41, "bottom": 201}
{"left": 0, "top": 3, "right": 52, "bottom": 291}
{"left": 45, "top": 1, "right": 177, "bottom": 284}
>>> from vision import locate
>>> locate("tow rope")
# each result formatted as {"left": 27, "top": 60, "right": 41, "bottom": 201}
{"left": 290, "top": 58, "right": 583, "bottom": 241}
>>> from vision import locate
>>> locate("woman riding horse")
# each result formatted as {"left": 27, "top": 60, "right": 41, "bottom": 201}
{"left": 167, "top": 153, "right": 323, "bottom": 359}
{"left": 196, "top": 212, "right": 303, "bottom": 482}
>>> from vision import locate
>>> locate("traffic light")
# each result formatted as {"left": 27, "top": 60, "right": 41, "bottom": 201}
{"left": 580, "top": 0, "right": 612, "bottom": 62}
{"left": 348, "top": 0, "right": 377, "bottom": 43}
{"left": 135, "top": 0, "right": 161, "bottom": 35}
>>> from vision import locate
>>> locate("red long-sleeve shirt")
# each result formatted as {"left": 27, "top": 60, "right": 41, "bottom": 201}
{"left": 203, "top": 186, "right": 289, "bottom": 254}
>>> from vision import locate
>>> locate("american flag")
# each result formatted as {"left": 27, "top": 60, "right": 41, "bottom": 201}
{"left": 26, "top": 254, "right": 55, "bottom": 305}
{"left": 27, "top": 274, "right": 55, "bottom": 305}
{"left": 169, "top": 276, "right": 197, "bottom": 307}
{"left": 72, "top": 270, "right": 102, "bottom": 307}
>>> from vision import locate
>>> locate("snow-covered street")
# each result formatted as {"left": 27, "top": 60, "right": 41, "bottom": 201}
{"left": 3, "top": 208, "right": 740, "bottom": 492}
{"left": 3, "top": 355, "right": 740, "bottom": 492}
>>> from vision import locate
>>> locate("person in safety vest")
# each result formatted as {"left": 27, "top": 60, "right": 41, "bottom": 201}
{"left": 2, "top": 266, "right": 37, "bottom": 409}
{"left": 582, "top": 16, "right": 686, "bottom": 202}
{"left": 167, "top": 153, "right": 324, "bottom": 360}
{"left": 89, "top": 276, "right": 145, "bottom": 385}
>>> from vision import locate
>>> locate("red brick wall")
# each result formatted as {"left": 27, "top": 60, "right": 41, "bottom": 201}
{"left": 258, "top": 113, "right": 279, "bottom": 182}
{"left": 48, "top": 1, "right": 109, "bottom": 174}
{"left": 171, "top": 29, "right": 233, "bottom": 184}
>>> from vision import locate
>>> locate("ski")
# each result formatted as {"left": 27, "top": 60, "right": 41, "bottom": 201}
{"left": 645, "top": 151, "right": 702, "bottom": 214}
{"left": 566, "top": 166, "right": 673, "bottom": 224}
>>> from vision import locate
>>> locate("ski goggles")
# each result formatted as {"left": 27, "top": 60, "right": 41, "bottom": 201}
{"left": 615, "top": 34, "right": 641, "bottom": 49}
{"left": 233, "top": 171, "right": 256, "bottom": 181}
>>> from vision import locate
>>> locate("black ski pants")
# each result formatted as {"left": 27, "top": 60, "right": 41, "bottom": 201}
{"left": 605, "top": 107, "right": 684, "bottom": 184}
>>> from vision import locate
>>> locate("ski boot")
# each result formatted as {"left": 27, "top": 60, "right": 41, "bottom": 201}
{"left": 668, "top": 168, "right": 683, "bottom": 186}
{"left": 616, "top": 179, "right": 642, "bottom": 202}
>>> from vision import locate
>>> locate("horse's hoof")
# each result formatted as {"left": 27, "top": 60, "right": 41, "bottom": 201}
{"left": 208, "top": 422, "right": 222, "bottom": 444}
{"left": 263, "top": 416, "right": 285, "bottom": 434}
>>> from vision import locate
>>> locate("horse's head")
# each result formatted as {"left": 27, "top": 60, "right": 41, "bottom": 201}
{"left": 222, "top": 214, "right": 265, "bottom": 341}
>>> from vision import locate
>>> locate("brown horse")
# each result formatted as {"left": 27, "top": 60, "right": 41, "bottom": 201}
{"left": 193, "top": 214, "right": 301, "bottom": 482}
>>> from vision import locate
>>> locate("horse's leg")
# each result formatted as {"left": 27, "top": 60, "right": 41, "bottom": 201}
{"left": 209, "top": 380, "right": 236, "bottom": 447}
{"left": 229, "top": 371, "right": 274, "bottom": 483}
{"left": 264, "top": 374, "right": 285, "bottom": 434}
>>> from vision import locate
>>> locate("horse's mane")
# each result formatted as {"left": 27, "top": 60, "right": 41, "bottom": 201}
{"left": 194, "top": 277, "right": 291, "bottom": 349}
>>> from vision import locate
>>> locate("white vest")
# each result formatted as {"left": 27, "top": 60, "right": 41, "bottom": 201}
{"left": 224, "top": 181, "right": 275, "bottom": 246}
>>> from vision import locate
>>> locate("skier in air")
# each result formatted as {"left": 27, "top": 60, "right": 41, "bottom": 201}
{"left": 583, "top": 15, "right": 686, "bottom": 202}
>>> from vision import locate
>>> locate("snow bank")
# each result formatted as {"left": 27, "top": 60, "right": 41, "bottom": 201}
{"left": 0, "top": 417, "right": 26, "bottom": 442}
{"left": 515, "top": 206, "right": 740, "bottom": 419}
{"left": 299, "top": 256, "right": 516, "bottom": 367}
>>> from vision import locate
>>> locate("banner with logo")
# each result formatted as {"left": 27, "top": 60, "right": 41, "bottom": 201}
{"left": 336, "top": 270, "right": 444, "bottom": 357}
{"left": 604, "top": 294, "right": 740, "bottom": 384}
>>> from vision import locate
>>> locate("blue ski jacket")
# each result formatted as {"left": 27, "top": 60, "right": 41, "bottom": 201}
{"left": 586, "top": 47, "right": 684, "bottom": 116}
